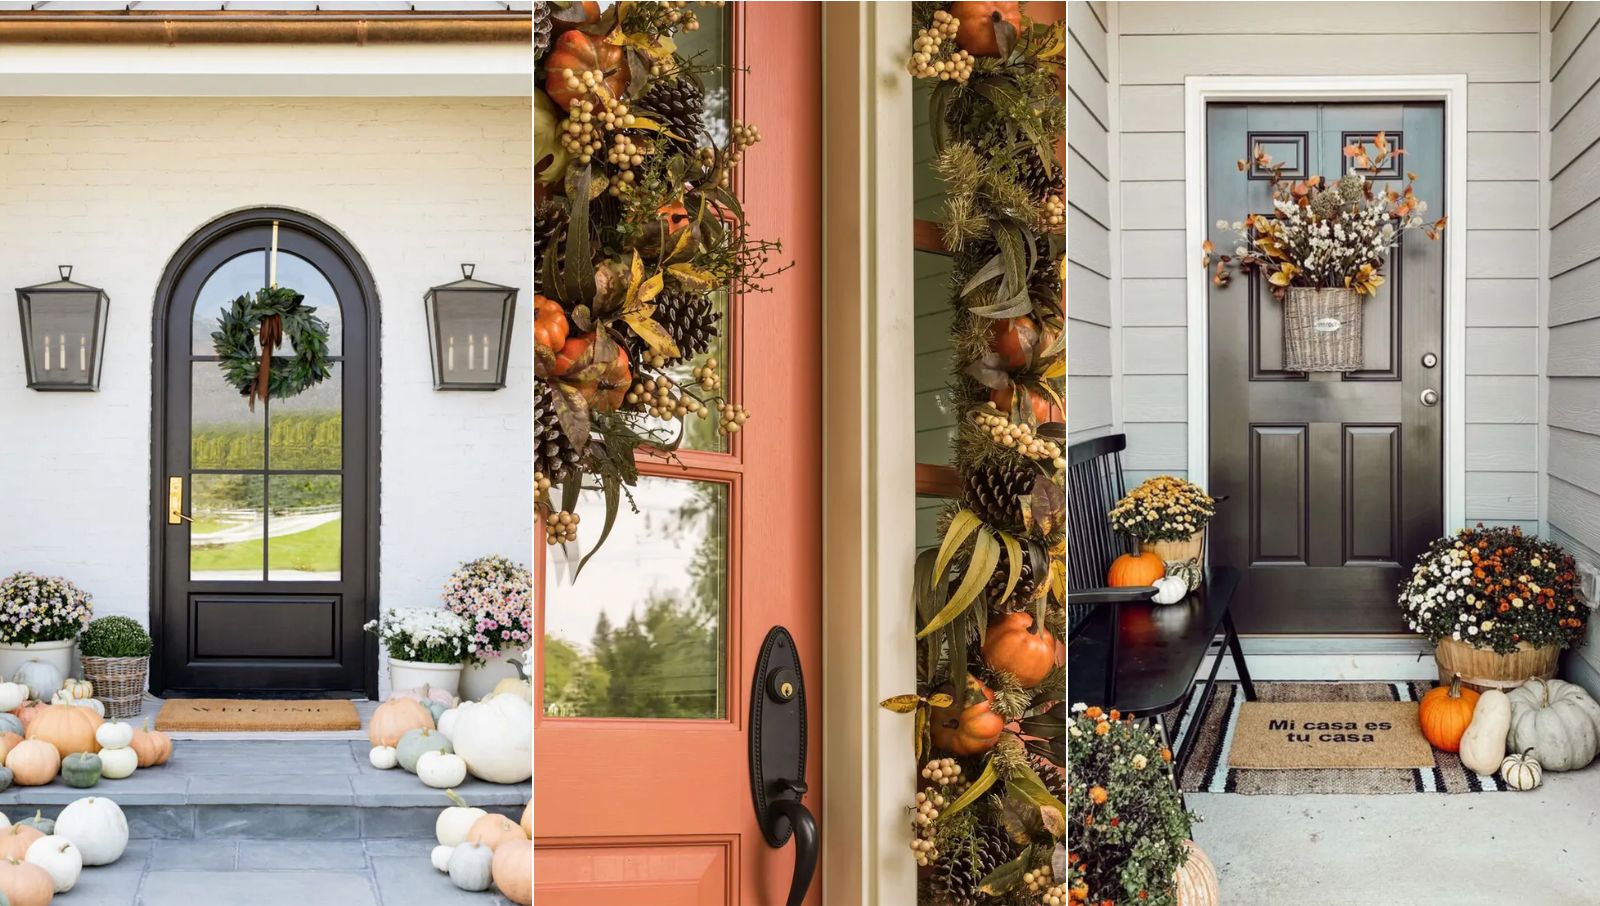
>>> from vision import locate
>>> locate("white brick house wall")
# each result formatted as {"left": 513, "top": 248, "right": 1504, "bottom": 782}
{"left": 0, "top": 98, "right": 532, "bottom": 668}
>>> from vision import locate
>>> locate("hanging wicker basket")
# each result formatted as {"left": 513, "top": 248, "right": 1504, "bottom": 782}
{"left": 80, "top": 655, "right": 148, "bottom": 720}
{"left": 1434, "top": 637, "right": 1558, "bottom": 693}
{"left": 1283, "top": 286, "right": 1363, "bottom": 372}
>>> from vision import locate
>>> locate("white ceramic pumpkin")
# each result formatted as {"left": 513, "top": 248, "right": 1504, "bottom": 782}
{"left": 437, "top": 790, "right": 488, "bottom": 846}
{"left": 97, "top": 746, "right": 137, "bottom": 780}
{"left": 54, "top": 796, "right": 128, "bottom": 865}
{"left": 448, "top": 840, "right": 495, "bottom": 892}
{"left": 0, "top": 683, "right": 28, "bottom": 713}
{"left": 431, "top": 844, "right": 454, "bottom": 873}
{"left": 1507, "top": 678, "right": 1600, "bottom": 772}
{"left": 1459, "top": 688, "right": 1512, "bottom": 776}
{"left": 418, "top": 750, "right": 469, "bottom": 789}
{"left": 11, "top": 662, "right": 63, "bottom": 701}
{"left": 94, "top": 723, "right": 133, "bottom": 751}
{"left": 451, "top": 694, "right": 532, "bottom": 784}
{"left": 1500, "top": 748, "right": 1543, "bottom": 791}
{"left": 1151, "top": 576, "right": 1188, "bottom": 606}
{"left": 369, "top": 745, "right": 399, "bottom": 770}
{"left": 436, "top": 706, "right": 464, "bottom": 742}
{"left": 24, "top": 834, "right": 81, "bottom": 893}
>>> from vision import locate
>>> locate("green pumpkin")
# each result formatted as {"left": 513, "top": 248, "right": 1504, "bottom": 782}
{"left": 0, "top": 766, "right": 13, "bottom": 794}
{"left": 17, "top": 810, "right": 53, "bottom": 833}
{"left": 423, "top": 700, "right": 448, "bottom": 721}
{"left": 61, "top": 752, "right": 102, "bottom": 788}
{"left": 397, "top": 728, "right": 453, "bottom": 773}
{"left": 0, "top": 714, "right": 23, "bottom": 738}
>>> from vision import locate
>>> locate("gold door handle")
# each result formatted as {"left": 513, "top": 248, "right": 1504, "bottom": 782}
{"left": 168, "top": 476, "right": 194, "bottom": 524}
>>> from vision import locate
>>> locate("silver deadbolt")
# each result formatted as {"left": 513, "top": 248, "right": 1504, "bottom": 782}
{"left": 1421, "top": 352, "right": 1438, "bottom": 368}
{"left": 1421, "top": 388, "right": 1440, "bottom": 407}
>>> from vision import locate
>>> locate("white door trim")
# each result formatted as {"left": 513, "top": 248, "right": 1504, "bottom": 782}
{"left": 1182, "top": 74, "right": 1470, "bottom": 531}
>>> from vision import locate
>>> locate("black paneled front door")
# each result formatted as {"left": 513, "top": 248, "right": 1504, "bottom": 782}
{"left": 1206, "top": 103, "right": 1445, "bottom": 634}
{"left": 153, "top": 210, "right": 375, "bottom": 694}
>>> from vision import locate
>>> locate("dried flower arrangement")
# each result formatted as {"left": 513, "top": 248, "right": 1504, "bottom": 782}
{"left": 884, "top": 4, "right": 1066, "bottom": 904}
{"left": 1200, "top": 132, "right": 1447, "bottom": 296}
{"left": 534, "top": 0, "right": 786, "bottom": 572}
{"left": 1107, "top": 476, "right": 1216, "bottom": 544}
{"left": 1400, "top": 525, "right": 1588, "bottom": 655}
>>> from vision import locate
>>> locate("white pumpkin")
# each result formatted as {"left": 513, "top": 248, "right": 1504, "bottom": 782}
{"left": 1151, "top": 576, "right": 1188, "bottom": 605}
{"left": 431, "top": 844, "right": 454, "bottom": 873}
{"left": 418, "top": 750, "right": 469, "bottom": 790}
{"left": 98, "top": 746, "right": 138, "bottom": 780}
{"left": 451, "top": 694, "right": 532, "bottom": 783}
{"left": 59, "top": 697, "right": 105, "bottom": 718}
{"left": 12, "top": 660, "right": 63, "bottom": 700}
{"left": 448, "top": 840, "right": 495, "bottom": 892}
{"left": 25, "top": 834, "right": 82, "bottom": 893}
{"left": 0, "top": 682, "right": 29, "bottom": 713}
{"left": 1500, "top": 748, "right": 1543, "bottom": 791}
{"left": 369, "top": 745, "right": 399, "bottom": 770}
{"left": 54, "top": 796, "right": 129, "bottom": 865}
{"left": 59, "top": 679, "right": 92, "bottom": 700}
{"left": 437, "top": 790, "right": 488, "bottom": 846}
{"left": 1459, "top": 688, "right": 1512, "bottom": 776}
{"left": 95, "top": 723, "right": 133, "bottom": 750}
{"left": 1507, "top": 678, "right": 1600, "bottom": 772}
{"left": 436, "top": 706, "right": 464, "bottom": 742}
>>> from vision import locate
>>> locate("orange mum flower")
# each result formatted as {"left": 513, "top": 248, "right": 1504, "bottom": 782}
{"left": 1094, "top": 722, "right": 1110, "bottom": 736}
{"left": 1089, "top": 785, "right": 1108, "bottom": 804}
{"left": 1084, "top": 707, "right": 1103, "bottom": 719}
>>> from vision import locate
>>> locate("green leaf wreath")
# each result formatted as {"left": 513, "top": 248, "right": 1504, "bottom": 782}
{"left": 212, "top": 286, "right": 332, "bottom": 406}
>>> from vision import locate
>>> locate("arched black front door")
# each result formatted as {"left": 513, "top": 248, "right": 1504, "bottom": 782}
{"left": 151, "top": 209, "right": 378, "bottom": 696}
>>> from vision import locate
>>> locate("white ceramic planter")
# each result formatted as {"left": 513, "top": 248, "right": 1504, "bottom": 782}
{"left": 0, "top": 639, "right": 75, "bottom": 688}
{"left": 460, "top": 648, "right": 527, "bottom": 701}
{"left": 389, "top": 658, "right": 462, "bottom": 698}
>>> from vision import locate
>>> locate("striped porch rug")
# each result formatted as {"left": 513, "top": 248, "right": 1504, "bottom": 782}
{"left": 1164, "top": 680, "right": 1508, "bottom": 794}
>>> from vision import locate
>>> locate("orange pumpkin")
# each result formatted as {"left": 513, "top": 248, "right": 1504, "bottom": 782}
{"left": 467, "top": 813, "right": 526, "bottom": 851}
{"left": 543, "top": 30, "right": 629, "bottom": 110}
{"left": 982, "top": 612, "right": 1058, "bottom": 688}
{"left": 130, "top": 720, "right": 173, "bottom": 767}
{"left": 4, "top": 740, "right": 59, "bottom": 787}
{"left": 950, "top": 1, "right": 1023, "bottom": 57}
{"left": 0, "top": 733, "right": 22, "bottom": 753}
{"left": 369, "top": 697, "right": 435, "bottom": 748}
{"left": 24, "top": 704, "right": 101, "bottom": 758}
{"left": 534, "top": 294, "right": 569, "bottom": 356}
{"left": 551, "top": 333, "right": 591, "bottom": 377}
{"left": 590, "top": 343, "right": 632, "bottom": 413}
{"left": 930, "top": 675, "right": 1005, "bottom": 756}
{"left": 657, "top": 202, "right": 692, "bottom": 233}
{"left": 989, "top": 316, "right": 1039, "bottom": 370}
{"left": 990, "top": 384, "right": 1063, "bottom": 424}
{"left": 520, "top": 799, "right": 532, "bottom": 837}
{"left": 0, "top": 825, "right": 42, "bottom": 862}
{"left": 14, "top": 704, "right": 45, "bottom": 733}
{"left": 493, "top": 837, "right": 533, "bottom": 905}
{"left": 1419, "top": 673, "right": 1480, "bottom": 753}
{"left": 0, "top": 856, "right": 53, "bottom": 906}
{"left": 1107, "top": 551, "right": 1165, "bottom": 587}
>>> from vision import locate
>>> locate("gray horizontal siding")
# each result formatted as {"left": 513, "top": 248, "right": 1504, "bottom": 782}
{"left": 1069, "top": 0, "right": 1114, "bottom": 444}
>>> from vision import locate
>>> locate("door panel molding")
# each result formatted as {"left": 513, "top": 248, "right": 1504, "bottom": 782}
{"left": 1182, "top": 76, "right": 1469, "bottom": 532}
{"left": 150, "top": 206, "right": 381, "bottom": 697}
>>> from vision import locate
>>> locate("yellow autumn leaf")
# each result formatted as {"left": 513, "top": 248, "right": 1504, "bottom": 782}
{"left": 879, "top": 694, "right": 921, "bottom": 714}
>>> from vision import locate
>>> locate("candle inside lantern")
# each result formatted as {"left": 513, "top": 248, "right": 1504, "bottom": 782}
{"left": 41, "top": 335, "right": 50, "bottom": 372}
{"left": 468, "top": 336, "right": 476, "bottom": 371}
{"left": 447, "top": 336, "right": 455, "bottom": 371}
{"left": 482, "top": 335, "right": 491, "bottom": 371}
{"left": 79, "top": 336, "right": 86, "bottom": 373}
{"left": 58, "top": 335, "right": 66, "bottom": 374}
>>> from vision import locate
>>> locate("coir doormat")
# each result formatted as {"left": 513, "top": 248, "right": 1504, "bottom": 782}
{"left": 1163, "top": 681, "right": 1510, "bottom": 794}
{"left": 155, "top": 698, "right": 360, "bottom": 732}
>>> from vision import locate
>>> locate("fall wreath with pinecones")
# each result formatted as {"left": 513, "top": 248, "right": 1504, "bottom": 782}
{"left": 534, "top": 1, "right": 786, "bottom": 570}
{"left": 212, "top": 286, "right": 332, "bottom": 410}
{"left": 880, "top": 4, "right": 1069, "bottom": 905}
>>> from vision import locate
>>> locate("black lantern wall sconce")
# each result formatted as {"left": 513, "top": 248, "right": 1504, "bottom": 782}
{"left": 16, "top": 266, "right": 110, "bottom": 391}
{"left": 424, "top": 264, "right": 518, "bottom": 390}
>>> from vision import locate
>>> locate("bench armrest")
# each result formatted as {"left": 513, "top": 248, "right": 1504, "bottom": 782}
{"left": 1068, "top": 586, "right": 1158, "bottom": 606}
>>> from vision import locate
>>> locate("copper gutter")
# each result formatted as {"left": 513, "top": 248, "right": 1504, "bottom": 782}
{"left": 0, "top": 11, "right": 530, "bottom": 45}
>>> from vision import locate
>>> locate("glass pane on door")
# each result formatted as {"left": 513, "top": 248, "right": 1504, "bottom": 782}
{"left": 276, "top": 251, "right": 343, "bottom": 355}
{"left": 192, "top": 362, "right": 263, "bottom": 469}
{"left": 543, "top": 476, "right": 728, "bottom": 719}
{"left": 190, "top": 474, "right": 264, "bottom": 581}
{"left": 192, "top": 251, "right": 265, "bottom": 354}
{"left": 269, "top": 363, "right": 342, "bottom": 470}
{"left": 267, "top": 474, "right": 341, "bottom": 581}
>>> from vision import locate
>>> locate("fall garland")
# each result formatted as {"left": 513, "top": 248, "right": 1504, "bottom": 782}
{"left": 883, "top": 4, "right": 1067, "bottom": 905}
{"left": 534, "top": 0, "right": 785, "bottom": 571}
{"left": 212, "top": 286, "right": 331, "bottom": 410}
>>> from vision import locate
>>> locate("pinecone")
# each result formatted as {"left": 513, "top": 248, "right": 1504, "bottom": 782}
{"left": 534, "top": 2, "right": 553, "bottom": 57}
{"left": 924, "top": 823, "right": 1013, "bottom": 906}
{"left": 536, "top": 380, "right": 583, "bottom": 480}
{"left": 636, "top": 76, "right": 705, "bottom": 150}
{"left": 535, "top": 199, "right": 568, "bottom": 294}
{"left": 964, "top": 461, "right": 1035, "bottom": 531}
{"left": 986, "top": 549, "right": 1036, "bottom": 606}
{"left": 627, "top": 289, "right": 718, "bottom": 364}
{"left": 1016, "top": 150, "right": 1062, "bottom": 200}
{"left": 1028, "top": 751, "right": 1065, "bottom": 800}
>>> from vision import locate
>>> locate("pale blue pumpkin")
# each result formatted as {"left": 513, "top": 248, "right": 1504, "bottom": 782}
{"left": 396, "top": 728, "right": 453, "bottom": 773}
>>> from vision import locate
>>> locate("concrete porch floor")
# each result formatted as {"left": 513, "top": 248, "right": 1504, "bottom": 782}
{"left": 1191, "top": 768, "right": 1600, "bottom": 905}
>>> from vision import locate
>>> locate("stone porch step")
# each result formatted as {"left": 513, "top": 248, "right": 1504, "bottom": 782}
{"left": 1, "top": 741, "right": 525, "bottom": 840}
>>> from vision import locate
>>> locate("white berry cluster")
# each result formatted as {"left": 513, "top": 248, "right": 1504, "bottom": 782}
{"left": 909, "top": 11, "right": 974, "bottom": 82}
{"left": 921, "top": 756, "right": 962, "bottom": 786}
{"left": 557, "top": 72, "right": 635, "bottom": 165}
{"left": 692, "top": 358, "right": 721, "bottom": 391}
{"left": 717, "top": 401, "right": 749, "bottom": 435}
{"left": 908, "top": 831, "right": 938, "bottom": 866}
{"left": 534, "top": 470, "right": 552, "bottom": 496}
{"left": 1040, "top": 882, "right": 1068, "bottom": 906}
{"left": 976, "top": 403, "right": 1064, "bottom": 468}
{"left": 627, "top": 374, "right": 710, "bottom": 420}
{"left": 1023, "top": 865, "right": 1054, "bottom": 893}
{"left": 1043, "top": 189, "right": 1065, "bottom": 230}
{"left": 543, "top": 509, "right": 581, "bottom": 545}
{"left": 912, "top": 788, "right": 945, "bottom": 827}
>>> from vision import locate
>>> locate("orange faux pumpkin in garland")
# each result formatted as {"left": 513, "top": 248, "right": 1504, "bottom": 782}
{"left": 930, "top": 674, "right": 1005, "bottom": 755}
{"left": 950, "top": 1, "right": 1022, "bottom": 57}
{"left": 534, "top": 295, "right": 569, "bottom": 356}
{"left": 543, "top": 30, "right": 630, "bottom": 110}
{"left": 1107, "top": 551, "right": 1165, "bottom": 587}
{"left": 1418, "top": 673, "right": 1479, "bottom": 752}
{"left": 982, "top": 611, "right": 1057, "bottom": 688}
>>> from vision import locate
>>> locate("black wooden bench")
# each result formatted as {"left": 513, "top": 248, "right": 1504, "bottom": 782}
{"left": 1066, "top": 433, "right": 1255, "bottom": 780}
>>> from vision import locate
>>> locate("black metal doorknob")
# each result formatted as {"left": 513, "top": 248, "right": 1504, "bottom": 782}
{"left": 750, "top": 626, "right": 815, "bottom": 906}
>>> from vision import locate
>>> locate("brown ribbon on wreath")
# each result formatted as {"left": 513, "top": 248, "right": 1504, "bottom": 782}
{"left": 249, "top": 313, "right": 283, "bottom": 412}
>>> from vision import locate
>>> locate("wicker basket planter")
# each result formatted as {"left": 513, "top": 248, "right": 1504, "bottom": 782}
{"left": 1283, "top": 286, "right": 1363, "bottom": 372}
{"left": 80, "top": 655, "right": 148, "bottom": 719}
{"left": 1435, "top": 636, "right": 1558, "bottom": 692}
{"left": 1141, "top": 529, "right": 1206, "bottom": 591}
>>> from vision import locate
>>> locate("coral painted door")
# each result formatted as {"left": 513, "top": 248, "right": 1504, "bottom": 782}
{"left": 534, "top": 5, "right": 822, "bottom": 904}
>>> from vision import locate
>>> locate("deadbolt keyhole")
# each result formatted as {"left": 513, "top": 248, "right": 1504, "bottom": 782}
{"left": 768, "top": 667, "right": 796, "bottom": 702}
